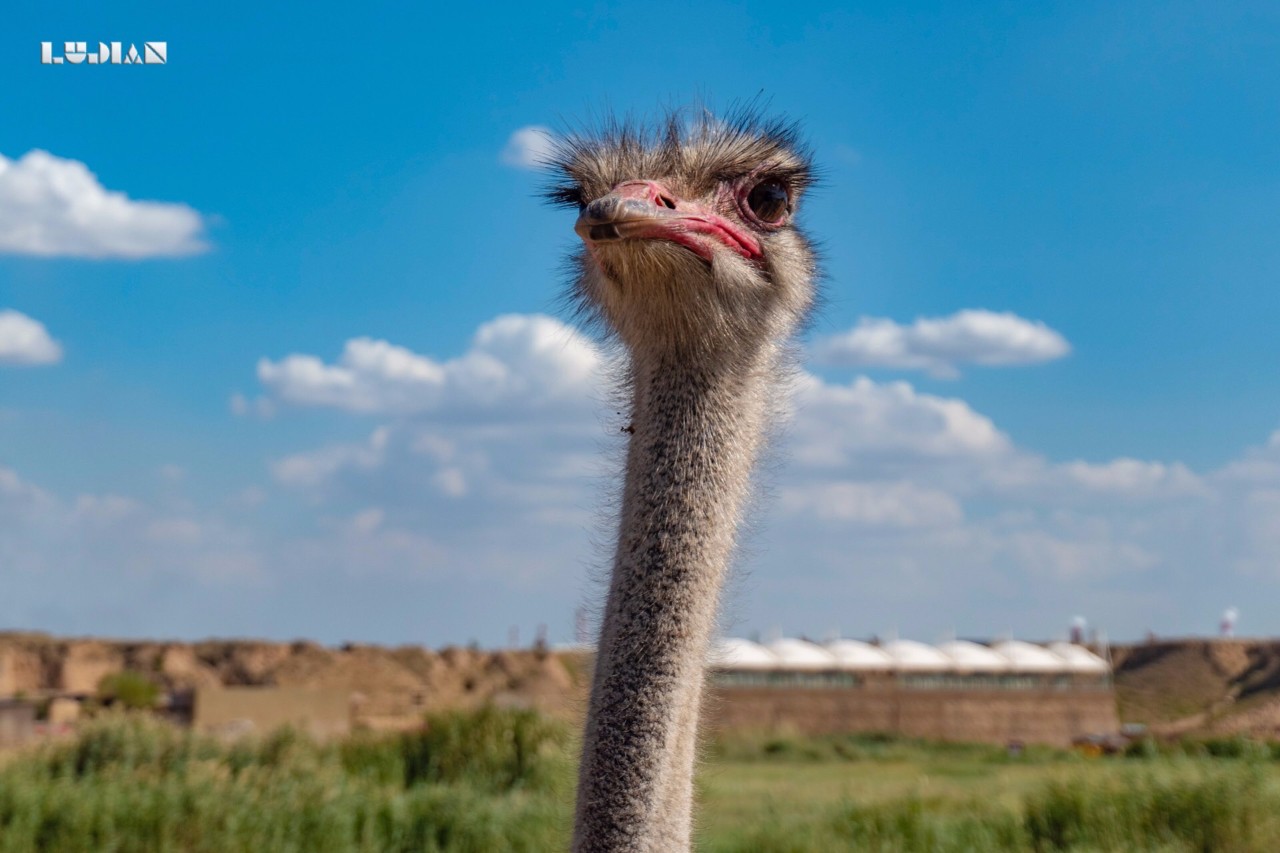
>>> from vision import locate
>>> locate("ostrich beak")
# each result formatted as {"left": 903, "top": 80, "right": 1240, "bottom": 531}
{"left": 575, "top": 180, "right": 763, "bottom": 263}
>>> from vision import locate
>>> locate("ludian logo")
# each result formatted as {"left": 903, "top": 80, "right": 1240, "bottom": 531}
{"left": 41, "top": 42, "right": 167, "bottom": 65}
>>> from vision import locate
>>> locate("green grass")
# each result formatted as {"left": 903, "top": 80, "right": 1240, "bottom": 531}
{"left": 695, "top": 731, "right": 1280, "bottom": 852}
{"left": 0, "top": 709, "right": 571, "bottom": 853}
{"left": 4, "top": 713, "right": 1280, "bottom": 851}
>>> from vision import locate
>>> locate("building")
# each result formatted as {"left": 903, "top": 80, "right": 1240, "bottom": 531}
{"left": 0, "top": 700, "right": 36, "bottom": 748}
{"left": 192, "top": 686, "right": 352, "bottom": 738}
{"left": 707, "top": 637, "right": 1117, "bottom": 747}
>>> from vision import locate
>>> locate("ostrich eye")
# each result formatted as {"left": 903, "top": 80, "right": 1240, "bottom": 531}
{"left": 746, "top": 180, "right": 790, "bottom": 223}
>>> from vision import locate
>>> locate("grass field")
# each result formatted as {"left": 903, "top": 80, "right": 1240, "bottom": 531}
{"left": 3, "top": 710, "right": 1280, "bottom": 851}
{"left": 696, "top": 733, "right": 1280, "bottom": 851}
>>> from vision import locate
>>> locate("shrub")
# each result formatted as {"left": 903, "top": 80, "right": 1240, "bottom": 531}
{"left": 401, "top": 705, "right": 569, "bottom": 792}
{"left": 97, "top": 670, "right": 161, "bottom": 710}
{"left": 1024, "top": 766, "right": 1277, "bottom": 852}
{"left": 0, "top": 709, "right": 573, "bottom": 852}
{"left": 1191, "top": 735, "right": 1270, "bottom": 761}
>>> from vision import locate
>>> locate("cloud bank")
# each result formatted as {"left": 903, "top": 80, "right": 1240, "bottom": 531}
{"left": 500, "top": 126, "right": 556, "bottom": 170}
{"left": 814, "top": 309, "right": 1071, "bottom": 378}
{"left": 0, "top": 150, "right": 208, "bottom": 258}
{"left": 255, "top": 314, "right": 603, "bottom": 417}
{"left": 4, "top": 313, "right": 1277, "bottom": 643}
{"left": 240, "top": 314, "right": 1280, "bottom": 640}
{"left": 0, "top": 310, "right": 63, "bottom": 366}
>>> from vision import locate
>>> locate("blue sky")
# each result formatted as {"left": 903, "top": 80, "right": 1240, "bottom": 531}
{"left": 2, "top": 2, "right": 1279, "bottom": 646}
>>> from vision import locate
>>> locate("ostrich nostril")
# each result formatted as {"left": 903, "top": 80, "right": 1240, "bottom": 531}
{"left": 657, "top": 193, "right": 676, "bottom": 210}
{"left": 582, "top": 196, "right": 620, "bottom": 224}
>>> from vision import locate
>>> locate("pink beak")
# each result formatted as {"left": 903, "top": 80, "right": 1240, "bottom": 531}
{"left": 575, "top": 180, "right": 763, "bottom": 263}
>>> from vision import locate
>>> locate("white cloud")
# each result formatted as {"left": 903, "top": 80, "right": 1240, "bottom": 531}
{"left": 1059, "top": 458, "right": 1206, "bottom": 498}
{"left": 0, "top": 466, "right": 54, "bottom": 509}
{"left": 231, "top": 486, "right": 268, "bottom": 509}
{"left": 0, "top": 467, "right": 259, "bottom": 584}
{"left": 72, "top": 493, "right": 140, "bottom": 523}
{"left": 0, "top": 150, "right": 208, "bottom": 258}
{"left": 1214, "top": 431, "right": 1280, "bottom": 486}
{"left": 308, "top": 511, "right": 444, "bottom": 578}
{"left": 433, "top": 468, "right": 468, "bottom": 497}
{"left": 158, "top": 464, "right": 186, "bottom": 483}
{"left": 500, "top": 126, "right": 556, "bottom": 170}
{"left": 814, "top": 309, "right": 1070, "bottom": 378}
{"left": 271, "top": 427, "right": 390, "bottom": 487}
{"left": 145, "top": 518, "right": 205, "bottom": 546}
{"left": 998, "top": 528, "right": 1159, "bottom": 581}
{"left": 780, "top": 481, "right": 963, "bottom": 528}
{"left": 349, "top": 507, "right": 385, "bottom": 534}
{"left": 257, "top": 314, "right": 604, "bottom": 417}
{"left": 229, "top": 392, "right": 276, "bottom": 419}
{"left": 788, "top": 373, "right": 1012, "bottom": 471}
{"left": 1234, "top": 490, "right": 1280, "bottom": 576}
{"left": 0, "top": 310, "right": 63, "bottom": 366}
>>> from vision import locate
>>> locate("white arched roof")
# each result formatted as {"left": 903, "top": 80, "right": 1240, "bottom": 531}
{"left": 712, "top": 636, "right": 1102, "bottom": 675}
{"left": 1047, "top": 642, "right": 1110, "bottom": 674}
{"left": 882, "top": 639, "right": 952, "bottom": 670}
{"left": 825, "top": 639, "right": 894, "bottom": 670}
{"left": 710, "top": 638, "right": 778, "bottom": 670}
{"left": 937, "top": 640, "right": 1010, "bottom": 671}
{"left": 992, "top": 640, "right": 1069, "bottom": 673}
{"left": 765, "top": 638, "right": 838, "bottom": 670}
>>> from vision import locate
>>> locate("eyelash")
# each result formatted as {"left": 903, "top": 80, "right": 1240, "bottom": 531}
{"left": 550, "top": 187, "right": 586, "bottom": 209}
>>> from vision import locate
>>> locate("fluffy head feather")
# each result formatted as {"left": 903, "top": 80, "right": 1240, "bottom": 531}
{"left": 547, "top": 107, "right": 820, "bottom": 363}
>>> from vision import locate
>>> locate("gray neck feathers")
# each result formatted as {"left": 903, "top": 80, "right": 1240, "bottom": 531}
{"left": 572, "top": 343, "right": 779, "bottom": 853}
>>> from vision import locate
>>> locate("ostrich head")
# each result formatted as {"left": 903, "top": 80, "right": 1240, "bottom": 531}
{"left": 548, "top": 110, "right": 818, "bottom": 365}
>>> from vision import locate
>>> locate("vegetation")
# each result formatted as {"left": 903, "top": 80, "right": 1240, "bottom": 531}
{"left": 96, "top": 671, "right": 161, "bottom": 710}
{"left": 0, "top": 709, "right": 570, "bottom": 852}
{"left": 4, "top": 713, "right": 1280, "bottom": 851}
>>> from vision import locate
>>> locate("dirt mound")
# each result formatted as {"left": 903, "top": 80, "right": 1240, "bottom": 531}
{"left": 156, "top": 646, "right": 223, "bottom": 691}
{"left": 190, "top": 641, "right": 296, "bottom": 685}
{"left": 0, "top": 632, "right": 589, "bottom": 729}
{"left": 1113, "top": 638, "right": 1280, "bottom": 737}
{"left": 18, "top": 631, "right": 1280, "bottom": 738}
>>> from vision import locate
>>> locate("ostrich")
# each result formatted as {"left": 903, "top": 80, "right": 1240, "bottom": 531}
{"left": 549, "top": 109, "right": 818, "bottom": 852}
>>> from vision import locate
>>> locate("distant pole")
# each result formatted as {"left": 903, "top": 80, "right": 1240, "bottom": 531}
{"left": 508, "top": 625, "right": 519, "bottom": 649}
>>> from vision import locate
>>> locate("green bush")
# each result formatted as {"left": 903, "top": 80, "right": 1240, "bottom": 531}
{"left": 1123, "top": 736, "right": 1163, "bottom": 759}
{"left": 1188, "top": 735, "right": 1270, "bottom": 761}
{"left": 0, "top": 709, "right": 572, "bottom": 852}
{"left": 1024, "top": 766, "right": 1277, "bottom": 852}
{"left": 96, "top": 671, "right": 161, "bottom": 710}
{"left": 35, "top": 711, "right": 219, "bottom": 779}
{"left": 401, "top": 706, "right": 569, "bottom": 792}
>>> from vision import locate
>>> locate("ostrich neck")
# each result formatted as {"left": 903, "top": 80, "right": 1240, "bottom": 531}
{"left": 573, "top": 345, "right": 777, "bottom": 853}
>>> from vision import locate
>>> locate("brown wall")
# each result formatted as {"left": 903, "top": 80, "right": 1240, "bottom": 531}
{"left": 706, "top": 684, "right": 1118, "bottom": 747}
{"left": 193, "top": 687, "right": 351, "bottom": 738}
{"left": 0, "top": 702, "right": 36, "bottom": 747}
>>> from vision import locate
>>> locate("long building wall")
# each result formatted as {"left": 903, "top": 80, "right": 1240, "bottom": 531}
{"left": 706, "top": 683, "right": 1118, "bottom": 747}
{"left": 193, "top": 687, "right": 351, "bottom": 738}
